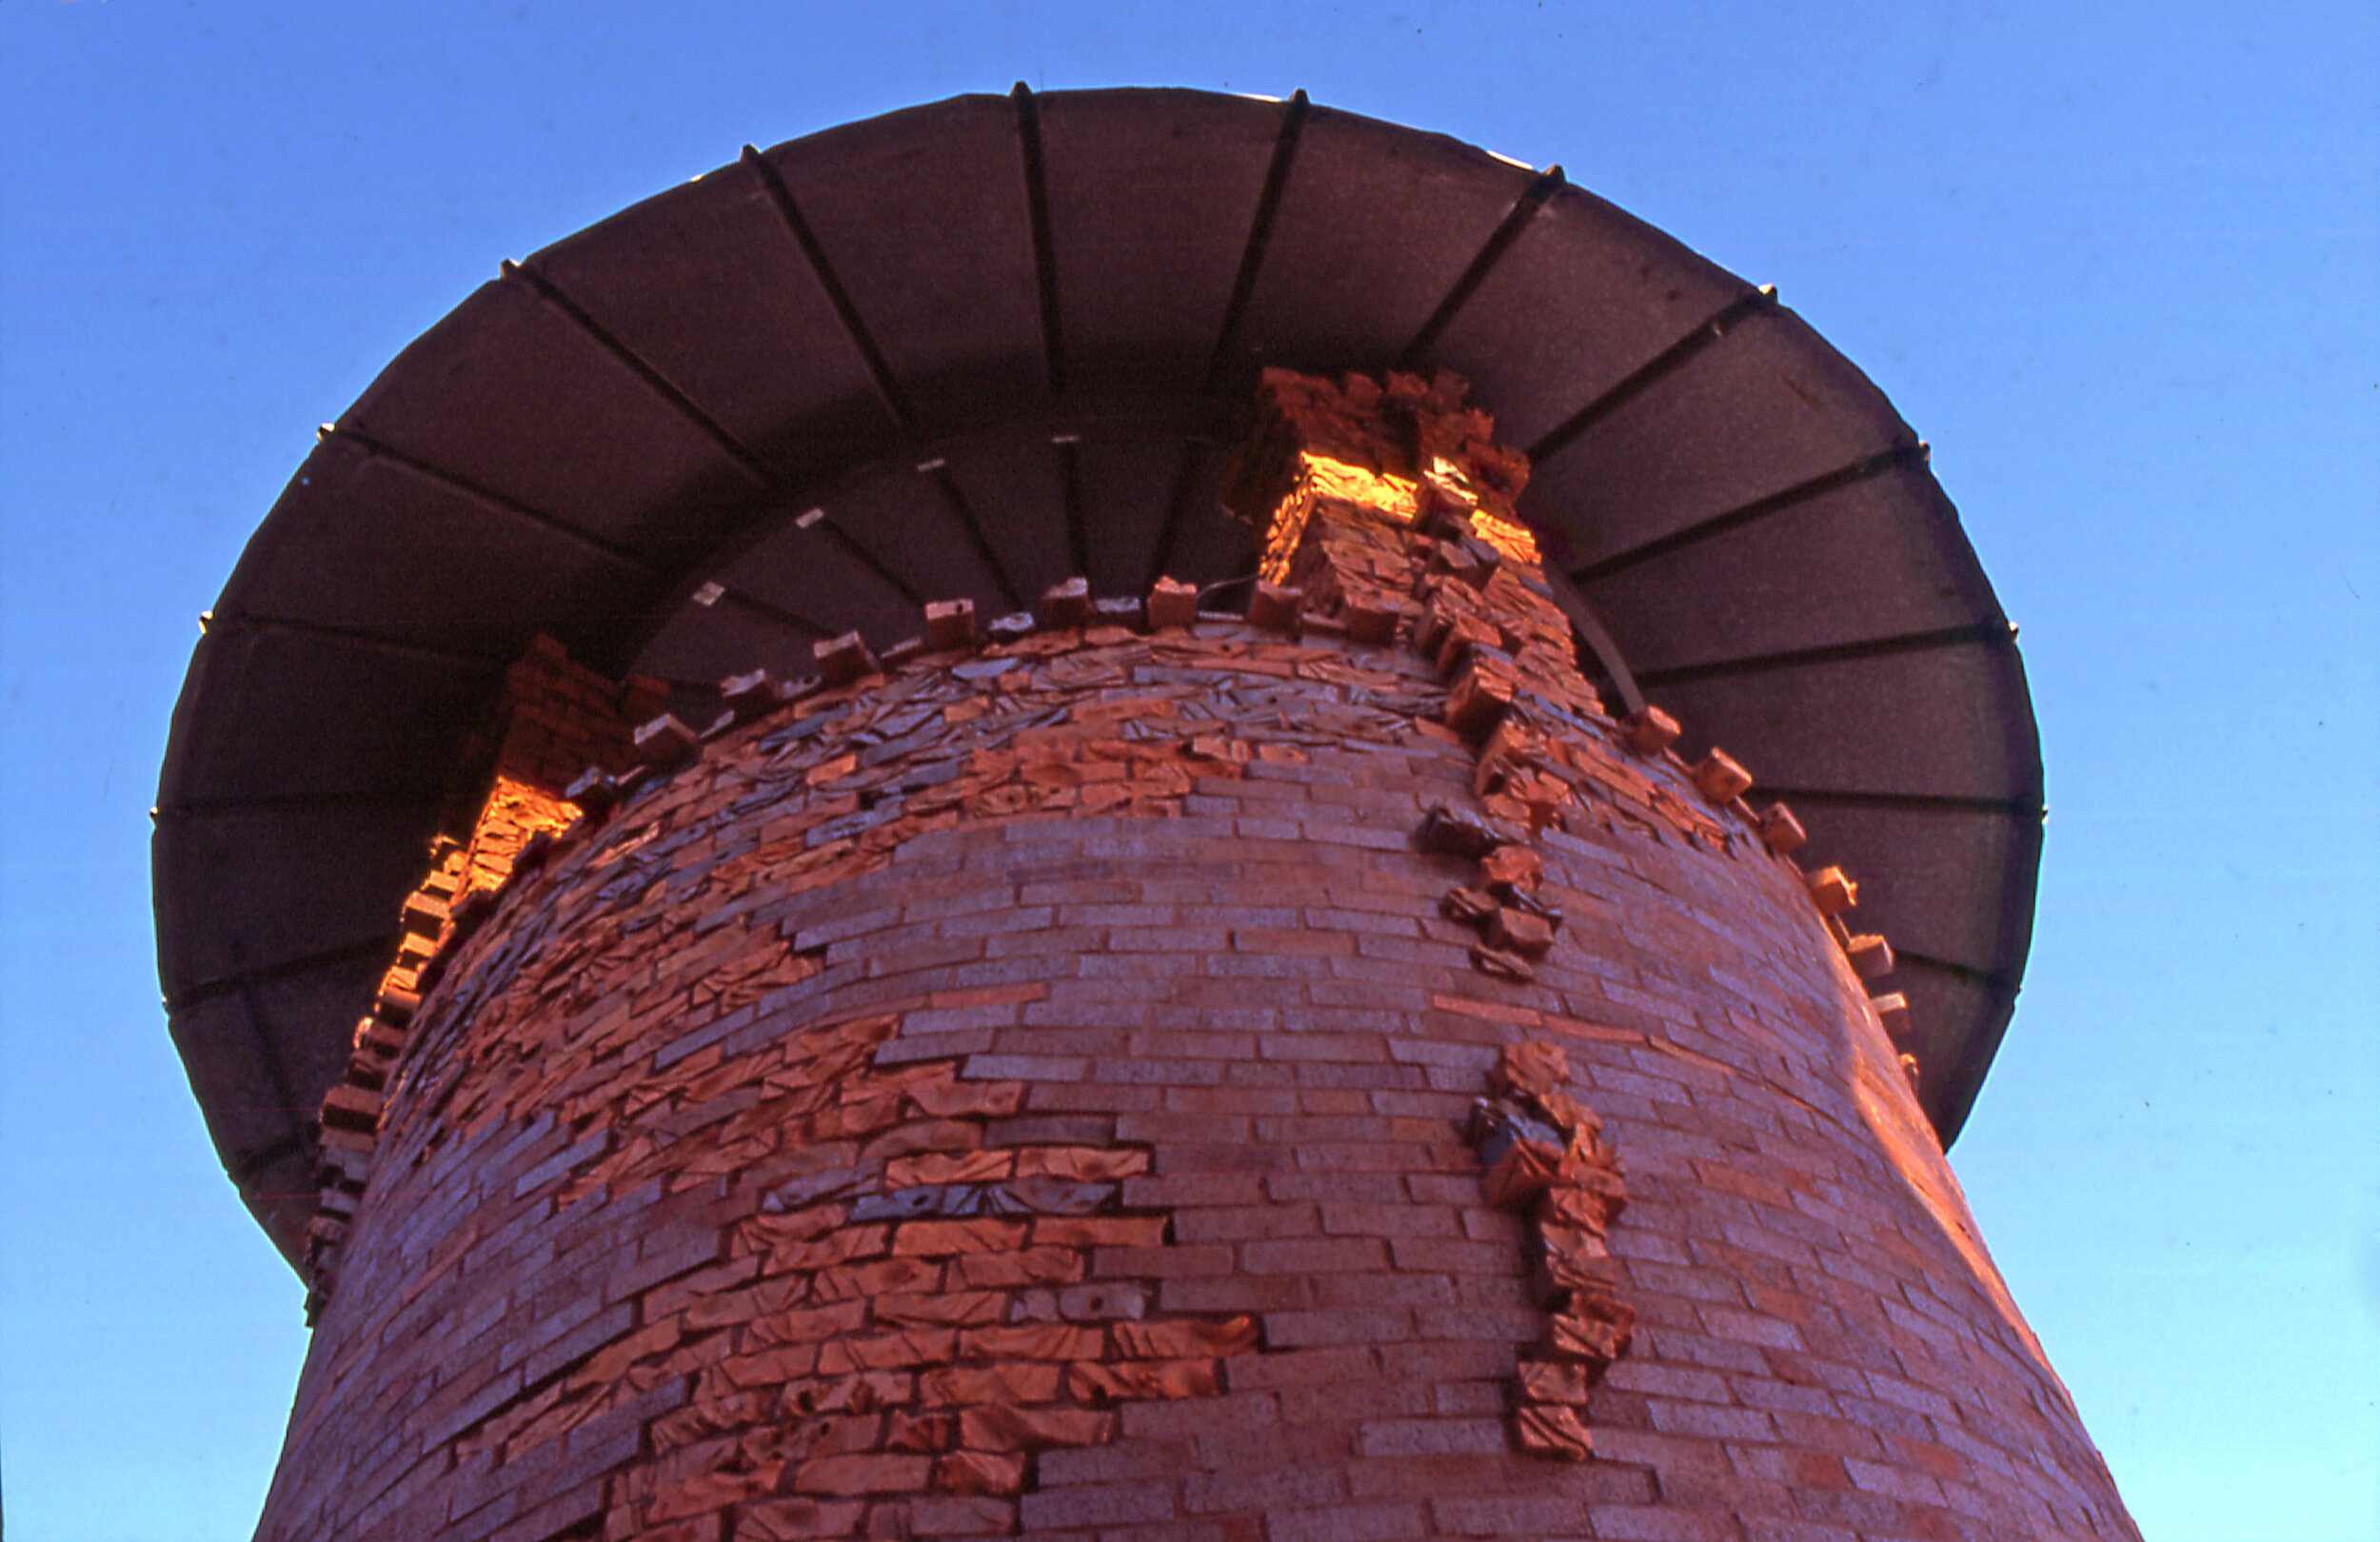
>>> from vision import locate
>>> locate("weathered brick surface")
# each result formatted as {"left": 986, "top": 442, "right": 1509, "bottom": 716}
{"left": 251, "top": 371, "right": 2132, "bottom": 1542}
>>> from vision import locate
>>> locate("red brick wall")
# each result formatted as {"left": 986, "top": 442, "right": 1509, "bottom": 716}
{"left": 253, "top": 608, "right": 2132, "bottom": 1542}
{"left": 253, "top": 371, "right": 2131, "bottom": 1542}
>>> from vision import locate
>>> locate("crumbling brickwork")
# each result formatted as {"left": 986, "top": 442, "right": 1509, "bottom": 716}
{"left": 252, "top": 372, "right": 2133, "bottom": 1542}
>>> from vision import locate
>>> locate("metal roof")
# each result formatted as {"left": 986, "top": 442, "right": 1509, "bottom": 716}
{"left": 154, "top": 87, "right": 2042, "bottom": 1259}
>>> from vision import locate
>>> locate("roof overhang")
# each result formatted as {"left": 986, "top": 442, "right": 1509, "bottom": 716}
{"left": 154, "top": 87, "right": 2042, "bottom": 1257}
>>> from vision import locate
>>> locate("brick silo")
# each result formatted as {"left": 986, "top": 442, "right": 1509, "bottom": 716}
{"left": 156, "top": 89, "right": 2135, "bottom": 1542}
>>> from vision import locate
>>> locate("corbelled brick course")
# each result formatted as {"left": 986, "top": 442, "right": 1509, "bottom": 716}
{"left": 251, "top": 371, "right": 2132, "bottom": 1542}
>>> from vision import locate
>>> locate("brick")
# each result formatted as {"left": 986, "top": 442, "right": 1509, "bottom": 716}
{"left": 1355, "top": 1417, "right": 1506, "bottom": 1457}
{"left": 1031, "top": 1215, "right": 1168, "bottom": 1248}
{"left": 958, "top": 1323, "right": 1104, "bottom": 1361}
{"left": 792, "top": 1453, "right": 933, "bottom": 1496}
{"left": 946, "top": 1246, "right": 1086, "bottom": 1290}
{"left": 1066, "top": 1358, "right": 1220, "bottom": 1403}
{"left": 919, "top": 1363, "right": 1063, "bottom": 1407}
{"left": 933, "top": 1451, "right": 1027, "bottom": 1497}
{"left": 892, "top": 1218, "right": 1030, "bottom": 1256}
{"left": 1262, "top": 1502, "right": 1428, "bottom": 1542}
{"left": 956, "top": 1402, "right": 1115, "bottom": 1453}
{"left": 909, "top": 1494, "right": 1015, "bottom": 1535}
{"left": 924, "top": 598, "right": 978, "bottom": 651}
{"left": 1113, "top": 1315, "right": 1260, "bottom": 1359}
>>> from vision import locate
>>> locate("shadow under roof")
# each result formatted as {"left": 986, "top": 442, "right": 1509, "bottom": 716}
{"left": 154, "top": 87, "right": 2043, "bottom": 1260}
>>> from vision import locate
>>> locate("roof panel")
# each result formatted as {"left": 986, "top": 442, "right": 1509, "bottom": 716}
{"left": 1232, "top": 107, "right": 1536, "bottom": 378}
{"left": 1525, "top": 306, "right": 1914, "bottom": 569}
{"left": 222, "top": 436, "right": 665, "bottom": 663}
{"left": 764, "top": 95, "right": 1045, "bottom": 423}
{"left": 1575, "top": 464, "right": 2005, "bottom": 674}
{"left": 523, "top": 158, "right": 902, "bottom": 483}
{"left": 154, "top": 801, "right": 437, "bottom": 991}
{"left": 1039, "top": 89, "right": 1281, "bottom": 394}
{"left": 337, "top": 279, "right": 765, "bottom": 554}
{"left": 1656, "top": 640, "right": 2042, "bottom": 805}
{"left": 1423, "top": 184, "right": 1752, "bottom": 448}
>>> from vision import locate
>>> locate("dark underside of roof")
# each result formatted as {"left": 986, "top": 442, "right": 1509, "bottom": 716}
{"left": 153, "top": 87, "right": 2042, "bottom": 1261}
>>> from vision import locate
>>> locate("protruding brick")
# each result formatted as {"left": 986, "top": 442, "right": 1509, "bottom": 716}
{"left": 1805, "top": 865, "right": 1858, "bottom": 916}
{"left": 1513, "top": 1403, "right": 1596, "bottom": 1460}
{"left": 1620, "top": 705, "right": 1681, "bottom": 755}
{"left": 925, "top": 599, "right": 979, "bottom": 651}
{"left": 1515, "top": 1357, "right": 1596, "bottom": 1406}
{"left": 1036, "top": 577, "right": 1093, "bottom": 629}
{"left": 1480, "top": 1138, "right": 1562, "bottom": 1212}
{"left": 1247, "top": 581, "right": 1300, "bottom": 631}
{"left": 1468, "top": 941, "right": 1535, "bottom": 981}
{"left": 934, "top": 1452, "right": 1026, "bottom": 1497}
{"left": 720, "top": 668, "right": 783, "bottom": 722}
{"left": 634, "top": 714, "right": 700, "bottom": 770}
{"left": 1874, "top": 992, "right": 1913, "bottom": 1043}
{"left": 1757, "top": 801, "right": 1808, "bottom": 856}
{"left": 318, "top": 1083, "right": 381, "bottom": 1137}
{"left": 1477, "top": 844, "right": 1542, "bottom": 897}
{"left": 815, "top": 631, "right": 882, "bottom": 686}
{"left": 1846, "top": 934, "right": 1895, "bottom": 979}
{"left": 1146, "top": 577, "right": 1200, "bottom": 631}
{"left": 1492, "top": 1041, "right": 1569, "bottom": 1102}
{"left": 1548, "top": 1298, "right": 1635, "bottom": 1363}
{"left": 1444, "top": 654, "right": 1517, "bottom": 741}
{"left": 1342, "top": 596, "right": 1402, "bottom": 646}
{"left": 1690, "top": 749, "right": 1753, "bottom": 804}
{"left": 1484, "top": 906, "right": 1557, "bottom": 960}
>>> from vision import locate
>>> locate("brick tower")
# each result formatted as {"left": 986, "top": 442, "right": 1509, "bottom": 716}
{"left": 157, "top": 91, "right": 2134, "bottom": 1542}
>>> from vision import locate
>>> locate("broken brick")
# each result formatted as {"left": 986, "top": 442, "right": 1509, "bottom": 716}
{"left": 1477, "top": 843, "right": 1543, "bottom": 896}
{"left": 634, "top": 714, "right": 700, "bottom": 770}
{"left": 924, "top": 598, "right": 979, "bottom": 651}
{"left": 1247, "top": 580, "right": 1300, "bottom": 631}
{"left": 1036, "top": 577, "right": 1092, "bottom": 630}
{"left": 1485, "top": 905, "right": 1557, "bottom": 960}
{"left": 932, "top": 1452, "right": 1026, "bottom": 1498}
{"left": 815, "top": 632, "right": 881, "bottom": 686}
{"left": 955, "top": 1402, "right": 1114, "bottom": 1453}
{"left": 1513, "top": 1403, "right": 1596, "bottom": 1461}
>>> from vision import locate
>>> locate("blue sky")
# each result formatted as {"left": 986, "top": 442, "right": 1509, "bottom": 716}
{"left": 1, "top": 3, "right": 2373, "bottom": 1538}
